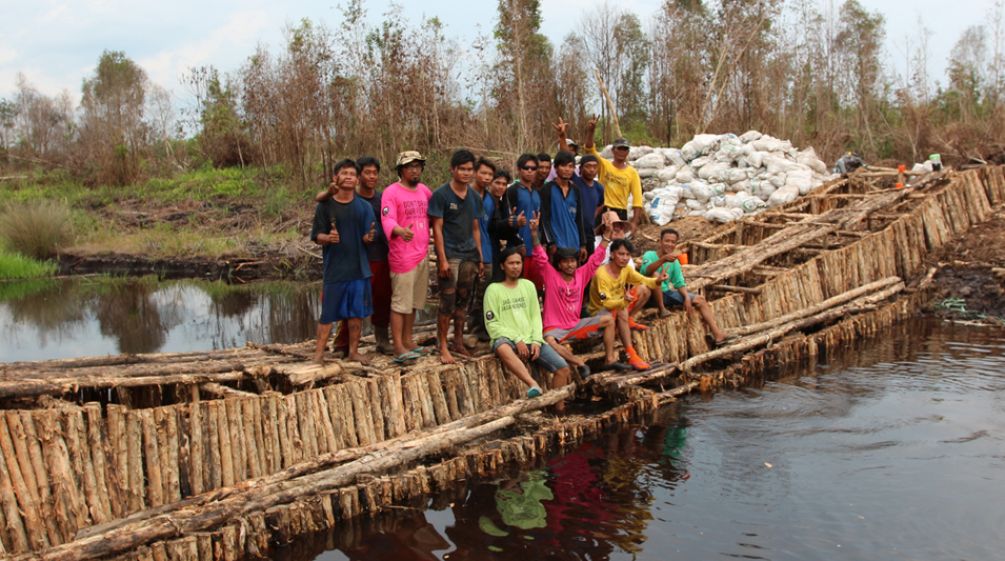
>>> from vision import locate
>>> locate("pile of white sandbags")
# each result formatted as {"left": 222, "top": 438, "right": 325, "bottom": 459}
{"left": 608, "top": 131, "right": 834, "bottom": 225}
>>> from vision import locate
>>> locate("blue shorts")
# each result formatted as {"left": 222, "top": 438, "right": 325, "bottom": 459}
{"left": 491, "top": 337, "right": 568, "bottom": 372}
{"left": 663, "top": 290, "right": 695, "bottom": 308}
{"left": 320, "top": 279, "right": 373, "bottom": 324}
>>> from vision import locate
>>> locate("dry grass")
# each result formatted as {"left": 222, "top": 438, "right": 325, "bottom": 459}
{"left": 0, "top": 200, "right": 74, "bottom": 259}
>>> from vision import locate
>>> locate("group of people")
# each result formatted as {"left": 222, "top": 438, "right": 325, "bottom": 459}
{"left": 310, "top": 117, "right": 731, "bottom": 405}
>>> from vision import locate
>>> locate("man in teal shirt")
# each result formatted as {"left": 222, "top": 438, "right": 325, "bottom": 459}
{"left": 641, "top": 228, "right": 732, "bottom": 346}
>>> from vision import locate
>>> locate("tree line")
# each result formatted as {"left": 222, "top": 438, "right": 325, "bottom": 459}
{"left": 2, "top": 0, "right": 1005, "bottom": 188}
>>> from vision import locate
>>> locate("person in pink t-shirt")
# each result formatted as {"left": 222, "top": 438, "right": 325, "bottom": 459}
{"left": 380, "top": 151, "right": 433, "bottom": 364}
{"left": 528, "top": 211, "right": 615, "bottom": 378}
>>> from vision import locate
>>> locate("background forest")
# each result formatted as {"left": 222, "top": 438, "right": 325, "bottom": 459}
{"left": 2, "top": 0, "right": 1004, "bottom": 194}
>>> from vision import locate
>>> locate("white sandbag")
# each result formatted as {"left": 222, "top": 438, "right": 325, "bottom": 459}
{"left": 744, "top": 151, "right": 764, "bottom": 168}
{"left": 705, "top": 207, "right": 744, "bottom": 223}
{"left": 709, "top": 195, "right": 727, "bottom": 208}
{"left": 742, "top": 197, "right": 767, "bottom": 213}
{"left": 638, "top": 167, "right": 658, "bottom": 179}
{"left": 633, "top": 152, "right": 666, "bottom": 169}
{"left": 675, "top": 168, "right": 695, "bottom": 182}
{"left": 785, "top": 169, "right": 814, "bottom": 195}
{"left": 686, "top": 198, "right": 705, "bottom": 210}
{"left": 739, "top": 130, "right": 763, "bottom": 143}
{"left": 709, "top": 183, "right": 727, "bottom": 197}
{"left": 768, "top": 184, "right": 800, "bottom": 206}
{"left": 725, "top": 168, "right": 749, "bottom": 184}
{"left": 628, "top": 145, "right": 654, "bottom": 159}
{"left": 664, "top": 148, "right": 686, "bottom": 167}
{"left": 688, "top": 181, "right": 714, "bottom": 202}
{"left": 796, "top": 148, "right": 828, "bottom": 175}
{"left": 698, "top": 162, "right": 731, "bottom": 181}
{"left": 690, "top": 156, "right": 712, "bottom": 169}
{"left": 764, "top": 155, "right": 799, "bottom": 175}
{"left": 656, "top": 166, "right": 679, "bottom": 181}
{"left": 769, "top": 174, "right": 787, "bottom": 188}
{"left": 752, "top": 136, "right": 793, "bottom": 153}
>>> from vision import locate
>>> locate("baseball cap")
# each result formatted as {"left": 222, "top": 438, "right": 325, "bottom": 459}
{"left": 612, "top": 138, "right": 630, "bottom": 149}
{"left": 395, "top": 151, "right": 426, "bottom": 168}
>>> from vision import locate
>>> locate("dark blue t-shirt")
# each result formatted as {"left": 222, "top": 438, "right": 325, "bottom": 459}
{"left": 309, "top": 197, "right": 375, "bottom": 283}
{"left": 506, "top": 183, "right": 541, "bottom": 250}
{"left": 545, "top": 181, "right": 581, "bottom": 250}
{"left": 475, "top": 189, "right": 492, "bottom": 264}
{"left": 428, "top": 183, "right": 481, "bottom": 261}
{"left": 573, "top": 175, "right": 604, "bottom": 232}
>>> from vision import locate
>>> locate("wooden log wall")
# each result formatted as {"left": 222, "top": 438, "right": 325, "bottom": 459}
{"left": 634, "top": 167, "right": 1004, "bottom": 362}
{"left": 1, "top": 167, "right": 1002, "bottom": 558}
{"left": 0, "top": 361, "right": 523, "bottom": 554}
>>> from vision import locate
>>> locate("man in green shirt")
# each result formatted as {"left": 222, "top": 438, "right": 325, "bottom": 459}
{"left": 641, "top": 228, "right": 731, "bottom": 345}
{"left": 484, "top": 246, "right": 573, "bottom": 409}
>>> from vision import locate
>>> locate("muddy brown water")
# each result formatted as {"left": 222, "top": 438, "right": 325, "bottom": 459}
{"left": 269, "top": 319, "right": 1005, "bottom": 561}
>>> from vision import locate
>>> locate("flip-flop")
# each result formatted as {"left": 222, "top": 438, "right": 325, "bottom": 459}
{"left": 526, "top": 386, "right": 543, "bottom": 398}
{"left": 603, "top": 362, "right": 633, "bottom": 372}
{"left": 577, "top": 364, "right": 592, "bottom": 378}
{"left": 392, "top": 350, "right": 422, "bottom": 364}
{"left": 410, "top": 346, "right": 432, "bottom": 356}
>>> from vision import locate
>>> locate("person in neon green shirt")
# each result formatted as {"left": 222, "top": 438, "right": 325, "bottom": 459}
{"left": 484, "top": 246, "right": 574, "bottom": 407}
{"left": 640, "top": 228, "right": 731, "bottom": 345}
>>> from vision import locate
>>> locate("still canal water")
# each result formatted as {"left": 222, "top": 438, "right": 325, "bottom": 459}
{"left": 0, "top": 277, "right": 322, "bottom": 361}
{"left": 269, "top": 319, "right": 1004, "bottom": 561}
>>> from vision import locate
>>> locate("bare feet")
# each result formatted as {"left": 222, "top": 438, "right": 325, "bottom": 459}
{"left": 658, "top": 309, "right": 672, "bottom": 318}
{"left": 439, "top": 348, "right": 457, "bottom": 364}
{"left": 313, "top": 353, "right": 325, "bottom": 365}
{"left": 451, "top": 341, "right": 473, "bottom": 357}
{"left": 347, "top": 352, "right": 371, "bottom": 366}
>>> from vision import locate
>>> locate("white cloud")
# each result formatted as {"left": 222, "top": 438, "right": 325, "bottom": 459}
{"left": 138, "top": 9, "right": 271, "bottom": 90}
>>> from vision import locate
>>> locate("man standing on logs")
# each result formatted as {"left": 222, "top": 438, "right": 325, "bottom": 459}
{"left": 587, "top": 237, "right": 666, "bottom": 371}
{"left": 429, "top": 149, "right": 485, "bottom": 364}
{"left": 529, "top": 210, "right": 614, "bottom": 379}
{"left": 508, "top": 154, "right": 543, "bottom": 288}
{"left": 581, "top": 115, "right": 643, "bottom": 232}
{"left": 315, "top": 156, "right": 394, "bottom": 356}
{"left": 469, "top": 157, "right": 498, "bottom": 342}
{"left": 641, "top": 228, "right": 733, "bottom": 346}
{"left": 484, "top": 245, "right": 573, "bottom": 410}
{"left": 539, "top": 150, "right": 589, "bottom": 262}
{"left": 311, "top": 159, "right": 378, "bottom": 365}
{"left": 382, "top": 151, "right": 433, "bottom": 365}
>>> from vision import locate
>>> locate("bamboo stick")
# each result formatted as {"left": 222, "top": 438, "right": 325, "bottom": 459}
{"left": 223, "top": 399, "right": 246, "bottom": 483}
{"left": 366, "top": 379, "right": 386, "bottom": 442}
{"left": 240, "top": 400, "right": 261, "bottom": 479}
{"left": 10, "top": 412, "right": 61, "bottom": 546}
{"left": 0, "top": 412, "right": 45, "bottom": 550}
{"left": 140, "top": 410, "right": 164, "bottom": 508}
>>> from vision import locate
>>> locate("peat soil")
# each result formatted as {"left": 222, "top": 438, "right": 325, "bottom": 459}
{"left": 926, "top": 208, "right": 1005, "bottom": 324}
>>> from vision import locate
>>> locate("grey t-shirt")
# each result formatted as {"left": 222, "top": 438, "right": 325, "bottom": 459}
{"left": 428, "top": 183, "right": 481, "bottom": 261}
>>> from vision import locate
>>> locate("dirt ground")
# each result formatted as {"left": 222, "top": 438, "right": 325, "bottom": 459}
{"left": 633, "top": 216, "right": 722, "bottom": 254}
{"left": 925, "top": 208, "right": 1005, "bottom": 323}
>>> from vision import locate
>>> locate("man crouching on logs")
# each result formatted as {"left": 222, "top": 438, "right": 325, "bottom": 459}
{"left": 311, "top": 159, "right": 378, "bottom": 365}
{"left": 483, "top": 245, "right": 574, "bottom": 413}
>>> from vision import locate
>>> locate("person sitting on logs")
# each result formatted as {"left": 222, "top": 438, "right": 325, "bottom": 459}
{"left": 310, "top": 159, "right": 378, "bottom": 365}
{"left": 528, "top": 209, "right": 614, "bottom": 379}
{"left": 483, "top": 245, "right": 573, "bottom": 410}
{"left": 428, "top": 149, "right": 485, "bottom": 364}
{"left": 641, "top": 228, "right": 734, "bottom": 346}
{"left": 587, "top": 236, "right": 667, "bottom": 371}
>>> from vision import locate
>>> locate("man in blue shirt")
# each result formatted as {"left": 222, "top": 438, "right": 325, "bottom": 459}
{"left": 310, "top": 159, "right": 378, "bottom": 365}
{"left": 505, "top": 153, "right": 543, "bottom": 289}
{"left": 469, "top": 157, "right": 497, "bottom": 342}
{"left": 573, "top": 154, "right": 605, "bottom": 253}
{"left": 539, "top": 150, "right": 589, "bottom": 262}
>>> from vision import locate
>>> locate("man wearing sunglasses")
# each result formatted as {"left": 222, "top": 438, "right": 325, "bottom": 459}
{"left": 505, "top": 153, "right": 544, "bottom": 289}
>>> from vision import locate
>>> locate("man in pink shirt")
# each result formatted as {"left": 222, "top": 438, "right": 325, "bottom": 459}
{"left": 381, "top": 151, "right": 433, "bottom": 364}
{"left": 528, "top": 211, "right": 615, "bottom": 377}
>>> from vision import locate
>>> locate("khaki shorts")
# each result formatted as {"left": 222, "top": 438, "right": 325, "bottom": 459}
{"left": 390, "top": 259, "right": 430, "bottom": 313}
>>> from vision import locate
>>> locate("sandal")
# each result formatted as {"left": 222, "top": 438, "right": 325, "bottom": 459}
{"left": 526, "top": 386, "right": 543, "bottom": 398}
{"left": 392, "top": 350, "right": 422, "bottom": 365}
{"left": 602, "top": 362, "right": 633, "bottom": 372}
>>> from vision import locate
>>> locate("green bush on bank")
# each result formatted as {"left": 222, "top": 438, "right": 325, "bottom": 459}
{"left": 0, "top": 250, "right": 57, "bottom": 280}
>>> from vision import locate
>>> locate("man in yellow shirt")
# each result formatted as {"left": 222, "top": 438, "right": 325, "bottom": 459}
{"left": 581, "top": 115, "right": 643, "bottom": 232}
{"left": 588, "top": 238, "right": 667, "bottom": 371}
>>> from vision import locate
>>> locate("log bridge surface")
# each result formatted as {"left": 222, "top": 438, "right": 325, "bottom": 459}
{"left": 1, "top": 166, "right": 1003, "bottom": 561}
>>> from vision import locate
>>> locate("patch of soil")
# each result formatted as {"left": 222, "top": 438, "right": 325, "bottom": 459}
{"left": 634, "top": 216, "right": 723, "bottom": 254}
{"left": 925, "top": 209, "right": 1005, "bottom": 323}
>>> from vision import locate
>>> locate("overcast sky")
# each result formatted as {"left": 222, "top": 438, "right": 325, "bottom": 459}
{"left": 1, "top": 0, "right": 998, "bottom": 106}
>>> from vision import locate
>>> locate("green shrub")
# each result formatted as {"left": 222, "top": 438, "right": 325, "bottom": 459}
{"left": 0, "top": 250, "right": 57, "bottom": 280}
{"left": 0, "top": 200, "right": 75, "bottom": 259}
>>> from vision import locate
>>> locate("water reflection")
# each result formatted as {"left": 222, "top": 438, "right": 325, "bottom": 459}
{"left": 0, "top": 277, "right": 322, "bottom": 361}
{"left": 272, "top": 319, "right": 1005, "bottom": 561}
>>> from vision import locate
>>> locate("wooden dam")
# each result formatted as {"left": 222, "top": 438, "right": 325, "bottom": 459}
{"left": 0, "top": 166, "right": 1003, "bottom": 561}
